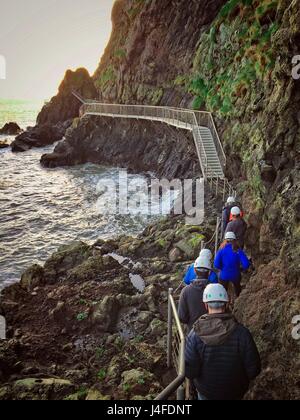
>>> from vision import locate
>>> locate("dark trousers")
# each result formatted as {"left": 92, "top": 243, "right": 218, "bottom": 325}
{"left": 219, "top": 279, "right": 242, "bottom": 297}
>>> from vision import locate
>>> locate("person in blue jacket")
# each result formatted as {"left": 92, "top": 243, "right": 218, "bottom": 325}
{"left": 214, "top": 231, "right": 250, "bottom": 297}
{"left": 184, "top": 249, "right": 218, "bottom": 285}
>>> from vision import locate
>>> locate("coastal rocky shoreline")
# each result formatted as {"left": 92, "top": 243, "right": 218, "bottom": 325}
{"left": 0, "top": 214, "right": 218, "bottom": 401}
{"left": 0, "top": 0, "right": 299, "bottom": 401}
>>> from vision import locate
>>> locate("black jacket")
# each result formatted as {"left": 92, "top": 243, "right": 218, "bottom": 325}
{"left": 185, "top": 313, "right": 261, "bottom": 400}
{"left": 225, "top": 218, "right": 248, "bottom": 248}
{"left": 178, "top": 279, "right": 208, "bottom": 331}
{"left": 222, "top": 202, "right": 243, "bottom": 233}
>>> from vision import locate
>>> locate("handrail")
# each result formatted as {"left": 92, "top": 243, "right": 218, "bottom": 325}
{"left": 72, "top": 91, "right": 230, "bottom": 181}
{"left": 79, "top": 101, "right": 210, "bottom": 180}
{"left": 169, "top": 107, "right": 226, "bottom": 171}
{"left": 155, "top": 288, "right": 185, "bottom": 400}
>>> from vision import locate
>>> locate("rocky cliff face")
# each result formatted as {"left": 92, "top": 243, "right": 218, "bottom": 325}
{"left": 41, "top": 116, "right": 199, "bottom": 179}
{"left": 94, "top": 0, "right": 227, "bottom": 106}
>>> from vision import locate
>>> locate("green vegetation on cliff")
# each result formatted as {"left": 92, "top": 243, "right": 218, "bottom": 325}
{"left": 190, "top": 0, "right": 279, "bottom": 116}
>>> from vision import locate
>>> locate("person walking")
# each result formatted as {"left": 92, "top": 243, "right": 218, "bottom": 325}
{"left": 185, "top": 284, "right": 261, "bottom": 400}
{"left": 225, "top": 207, "right": 247, "bottom": 249}
{"left": 214, "top": 232, "right": 250, "bottom": 297}
{"left": 184, "top": 249, "right": 218, "bottom": 285}
{"left": 179, "top": 254, "right": 211, "bottom": 331}
{"left": 222, "top": 197, "right": 243, "bottom": 234}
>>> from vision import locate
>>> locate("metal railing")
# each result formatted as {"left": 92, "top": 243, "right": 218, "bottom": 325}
{"left": 169, "top": 108, "right": 226, "bottom": 172}
{"left": 155, "top": 288, "right": 185, "bottom": 400}
{"left": 156, "top": 215, "right": 223, "bottom": 400}
{"left": 208, "top": 170, "right": 236, "bottom": 202}
{"left": 79, "top": 101, "right": 209, "bottom": 179}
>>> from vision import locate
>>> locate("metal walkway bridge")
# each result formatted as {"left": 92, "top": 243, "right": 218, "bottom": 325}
{"left": 72, "top": 91, "right": 230, "bottom": 184}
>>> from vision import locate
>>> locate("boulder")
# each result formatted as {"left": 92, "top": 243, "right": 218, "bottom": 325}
{"left": 0, "top": 140, "right": 9, "bottom": 149}
{"left": 12, "top": 378, "right": 74, "bottom": 400}
{"left": 66, "top": 256, "right": 105, "bottom": 282}
{"left": 90, "top": 296, "right": 120, "bottom": 331}
{"left": 20, "top": 264, "right": 44, "bottom": 292}
{"left": 43, "top": 242, "right": 92, "bottom": 284}
{"left": 0, "top": 122, "right": 21, "bottom": 135}
{"left": 120, "top": 368, "right": 157, "bottom": 395}
{"left": 168, "top": 247, "right": 183, "bottom": 262}
{"left": 11, "top": 122, "right": 70, "bottom": 153}
{"left": 86, "top": 389, "right": 111, "bottom": 400}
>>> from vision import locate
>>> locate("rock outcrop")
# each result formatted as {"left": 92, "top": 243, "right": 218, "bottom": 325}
{"left": 0, "top": 141, "right": 9, "bottom": 149}
{"left": 41, "top": 116, "right": 199, "bottom": 179}
{"left": 94, "top": 0, "right": 227, "bottom": 106}
{"left": 11, "top": 123, "right": 70, "bottom": 152}
{"left": 10, "top": 68, "right": 97, "bottom": 153}
{"left": 0, "top": 122, "right": 22, "bottom": 135}
{"left": 37, "top": 68, "right": 97, "bottom": 125}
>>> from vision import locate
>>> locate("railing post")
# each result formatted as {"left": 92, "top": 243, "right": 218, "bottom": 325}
{"left": 201, "top": 240, "right": 205, "bottom": 250}
{"left": 216, "top": 178, "right": 219, "bottom": 197}
{"left": 167, "top": 288, "right": 173, "bottom": 368}
{"left": 215, "top": 217, "right": 220, "bottom": 256}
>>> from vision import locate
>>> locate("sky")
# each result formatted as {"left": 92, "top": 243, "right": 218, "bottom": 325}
{"left": 0, "top": 0, "right": 115, "bottom": 100}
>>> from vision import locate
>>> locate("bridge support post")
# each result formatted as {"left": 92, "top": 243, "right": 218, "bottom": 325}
{"left": 167, "top": 288, "right": 173, "bottom": 368}
{"left": 215, "top": 217, "right": 220, "bottom": 256}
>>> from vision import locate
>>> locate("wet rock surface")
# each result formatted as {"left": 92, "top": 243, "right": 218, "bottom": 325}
{"left": 11, "top": 122, "right": 71, "bottom": 153}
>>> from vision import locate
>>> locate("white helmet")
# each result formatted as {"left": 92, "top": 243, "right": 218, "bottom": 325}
{"left": 227, "top": 196, "right": 235, "bottom": 204}
{"left": 194, "top": 255, "right": 212, "bottom": 271}
{"left": 203, "top": 284, "right": 229, "bottom": 303}
{"left": 231, "top": 206, "right": 241, "bottom": 216}
{"left": 225, "top": 231, "right": 236, "bottom": 241}
{"left": 199, "top": 248, "right": 213, "bottom": 260}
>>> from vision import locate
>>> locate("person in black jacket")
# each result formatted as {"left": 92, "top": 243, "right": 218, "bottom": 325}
{"left": 185, "top": 284, "right": 261, "bottom": 400}
{"left": 225, "top": 206, "right": 248, "bottom": 249}
{"left": 222, "top": 197, "right": 243, "bottom": 234}
{"left": 178, "top": 253, "right": 212, "bottom": 331}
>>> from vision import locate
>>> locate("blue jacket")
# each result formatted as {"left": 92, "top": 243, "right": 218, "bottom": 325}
{"left": 184, "top": 265, "right": 218, "bottom": 285}
{"left": 214, "top": 244, "right": 250, "bottom": 283}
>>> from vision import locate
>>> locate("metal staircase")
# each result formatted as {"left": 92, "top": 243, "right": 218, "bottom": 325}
{"left": 199, "top": 127, "right": 224, "bottom": 178}
{"left": 72, "top": 91, "right": 227, "bottom": 182}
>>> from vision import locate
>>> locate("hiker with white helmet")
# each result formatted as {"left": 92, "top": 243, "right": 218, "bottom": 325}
{"left": 183, "top": 248, "right": 218, "bottom": 285}
{"left": 214, "top": 231, "right": 250, "bottom": 297}
{"left": 185, "top": 283, "right": 261, "bottom": 400}
{"left": 179, "top": 252, "right": 212, "bottom": 330}
{"left": 222, "top": 196, "right": 243, "bottom": 234}
{"left": 225, "top": 206, "right": 248, "bottom": 249}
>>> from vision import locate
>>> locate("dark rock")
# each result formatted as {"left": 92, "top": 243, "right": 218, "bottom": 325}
{"left": 260, "top": 162, "right": 277, "bottom": 184}
{"left": 40, "top": 116, "right": 199, "bottom": 180}
{"left": 11, "top": 122, "right": 70, "bottom": 153}
{"left": 37, "top": 68, "right": 97, "bottom": 125}
{"left": 0, "top": 122, "right": 22, "bottom": 135}
{"left": 0, "top": 141, "right": 9, "bottom": 149}
{"left": 20, "top": 264, "right": 45, "bottom": 292}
